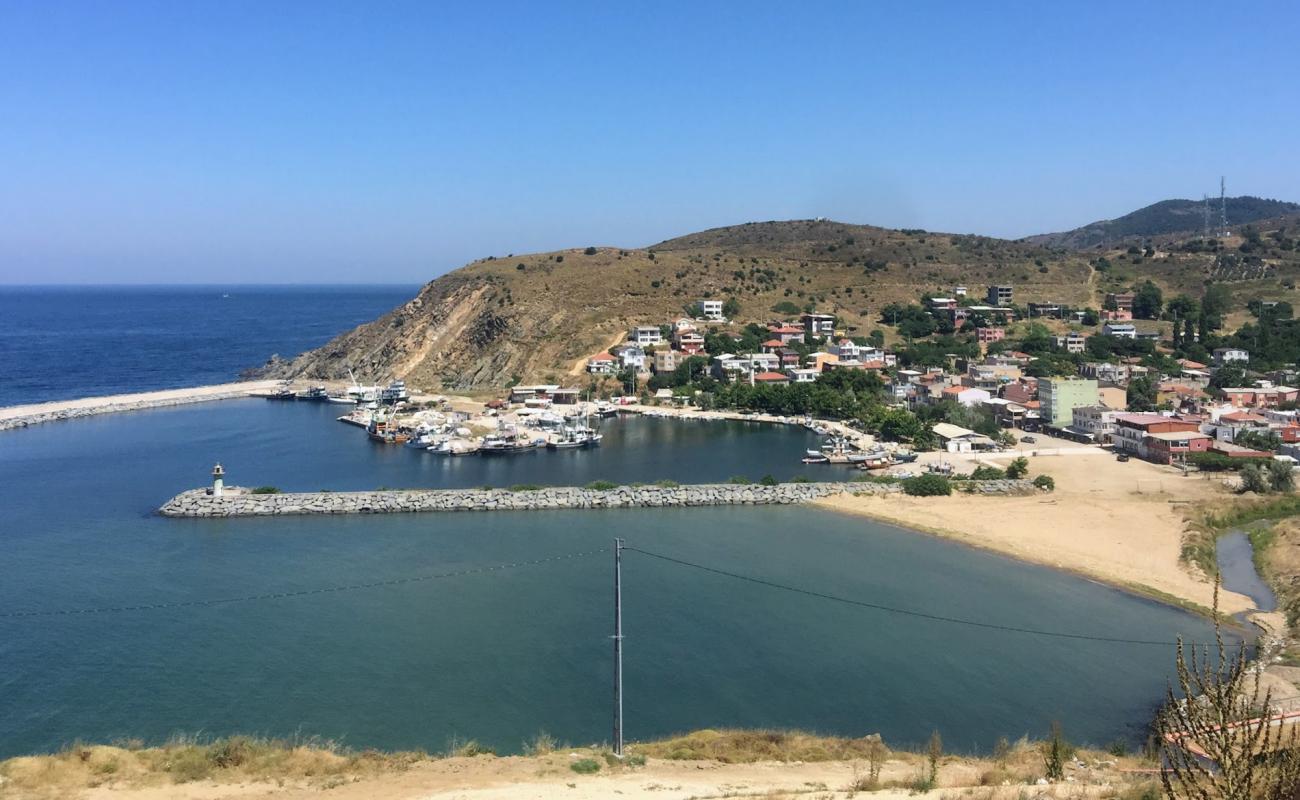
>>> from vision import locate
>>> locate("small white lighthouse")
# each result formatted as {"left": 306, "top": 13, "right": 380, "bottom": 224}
{"left": 212, "top": 463, "right": 225, "bottom": 497}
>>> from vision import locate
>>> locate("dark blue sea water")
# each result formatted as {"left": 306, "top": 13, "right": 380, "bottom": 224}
{"left": 0, "top": 285, "right": 418, "bottom": 406}
{"left": 0, "top": 400, "right": 1216, "bottom": 758}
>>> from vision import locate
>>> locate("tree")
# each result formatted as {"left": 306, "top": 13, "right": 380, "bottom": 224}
{"left": 1240, "top": 463, "right": 1270, "bottom": 494}
{"left": 1268, "top": 460, "right": 1295, "bottom": 493}
{"left": 926, "top": 730, "right": 943, "bottom": 787}
{"left": 1081, "top": 308, "right": 1100, "bottom": 326}
{"left": 1133, "top": 280, "right": 1164, "bottom": 319}
{"left": 1005, "top": 456, "right": 1029, "bottom": 479}
{"left": 1041, "top": 721, "right": 1070, "bottom": 781}
{"left": 721, "top": 297, "right": 741, "bottom": 318}
{"left": 1127, "top": 375, "right": 1158, "bottom": 411}
{"left": 1211, "top": 364, "right": 1247, "bottom": 391}
{"left": 1156, "top": 582, "right": 1300, "bottom": 800}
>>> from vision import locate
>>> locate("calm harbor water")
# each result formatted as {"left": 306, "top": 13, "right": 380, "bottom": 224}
{"left": 0, "top": 400, "right": 1217, "bottom": 757}
{"left": 0, "top": 285, "right": 419, "bottom": 406}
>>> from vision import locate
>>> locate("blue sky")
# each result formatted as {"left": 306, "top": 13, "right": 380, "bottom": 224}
{"left": 1, "top": 1, "right": 1296, "bottom": 284}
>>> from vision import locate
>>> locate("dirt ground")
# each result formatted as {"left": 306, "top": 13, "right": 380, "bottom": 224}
{"left": 2, "top": 746, "right": 1150, "bottom": 800}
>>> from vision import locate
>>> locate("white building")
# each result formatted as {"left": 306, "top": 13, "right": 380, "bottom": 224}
{"left": 1069, "top": 405, "right": 1117, "bottom": 442}
{"left": 1054, "top": 332, "right": 1086, "bottom": 354}
{"left": 617, "top": 345, "right": 647, "bottom": 371}
{"left": 630, "top": 326, "right": 664, "bottom": 346}
{"left": 1102, "top": 322, "right": 1137, "bottom": 339}
{"left": 1213, "top": 347, "right": 1249, "bottom": 367}
{"left": 787, "top": 368, "right": 819, "bottom": 383}
{"left": 699, "top": 300, "right": 724, "bottom": 321}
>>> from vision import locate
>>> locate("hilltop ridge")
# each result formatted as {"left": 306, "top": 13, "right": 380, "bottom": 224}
{"left": 1027, "top": 196, "right": 1300, "bottom": 250}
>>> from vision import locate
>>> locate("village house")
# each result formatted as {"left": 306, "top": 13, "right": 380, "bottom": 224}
{"left": 1069, "top": 405, "right": 1117, "bottom": 443}
{"left": 1100, "top": 307, "right": 1134, "bottom": 322}
{"left": 829, "top": 338, "right": 863, "bottom": 360}
{"left": 508, "top": 385, "right": 576, "bottom": 405}
{"left": 1213, "top": 347, "right": 1249, "bottom": 367}
{"left": 1054, "top": 332, "right": 1086, "bottom": 354}
{"left": 586, "top": 352, "right": 617, "bottom": 374}
{"left": 699, "top": 299, "right": 724, "bottom": 321}
{"left": 777, "top": 347, "right": 801, "bottom": 367}
{"left": 760, "top": 338, "right": 785, "bottom": 354}
{"left": 1028, "top": 301, "right": 1064, "bottom": 318}
{"left": 801, "top": 313, "right": 836, "bottom": 337}
{"left": 615, "top": 344, "right": 647, "bottom": 372}
{"left": 953, "top": 285, "right": 968, "bottom": 297}
{"left": 1105, "top": 292, "right": 1134, "bottom": 312}
{"left": 1113, "top": 413, "right": 1205, "bottom": 463}
{"left": 1209, "top": 411, "right": 1272, "bottom": 442}
{"left": 1001, "top": 378, "right": 1037, "bottom": 406}
{"left": 653, "top": 349, "right": 681, "bottom": 373}
{"left": 767, "top": 324, "right": 806, "bottom": 345}
{"left": 808, "top": 351, "right": 838, "bottom": 373}
{"left": 630, "top": 325, "right": 664, "bottom": 346}
{"left": 753, "top": 371, "right": 791, "bottom": 385}
{"left": 986, "top": 285, "right": 1014, "bottom": 305}
{"left": 975, "top": 327, "right": 1006, "bottom": 344}
{"left": 1220, "top": 386, "right": 1300, "bottom": 409}
{"left": 674, "top": 329, "right": 705, "bottom": 354}
{"left": 929, "top": 297, "right": 958, "bottom": 313}
{"left": 787, "top": 367, "right": 819, "bottom": 383}
{"left": 1079, "top": 362, "right": 1130, "bottom": 384}
{"left": 942, "top": 385, "right": 991, "bottom": 407}
{"left": 711, "top": 353, "right": 747, "bottom": 380}
{"left": 1102, "top": 322, "right": 1137, "bottom": 339}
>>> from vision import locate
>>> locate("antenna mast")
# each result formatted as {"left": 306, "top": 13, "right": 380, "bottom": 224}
{"left": 1202, "top": 194, "right": 1211, "bottom": 239}
{"left": 1220, "top": 176, "right": 1229, "bottom": 236}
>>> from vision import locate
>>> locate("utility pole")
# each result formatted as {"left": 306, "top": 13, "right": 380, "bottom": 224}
{"left": 612, "top": 537, "right": 625, "bottom": 758}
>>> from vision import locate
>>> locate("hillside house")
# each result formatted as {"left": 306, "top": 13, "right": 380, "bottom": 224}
{"left": 615, "top": 345, "right": 647, "bottom": 372}
{"left": 675, "top": 330, "right": 705, "bottom": 354}
{"left": 942, "top": 385, "right": 991, "bottom": 407}
{"left": 699, "top": 300, "right": 724, "bottom": 321}
{"left": 787, "top": 367, "right": 819, "bottom": 383}
{"left": 1028, "top": 302, "right": 1064, "bottom": 318}
{"left": 1213, "top": 347, "right": 1249, "bottom": 366}
{"left": 987, "top": 285, "right": 1014, "bottom": 305}
{"left": 760, "top": 338, "right": 785, "bottom": 354}
{"left": 801, "top": 313, "right": 836, "bottom": 337}
{"left": 976, "top": 327, "right": 1006, "bottom": 343}
{"left": 1069, "top": 405, "right": 1117, "bottom": 443}
{"left": 654, "top": 349, "right": 681, "bottom": 373}
{"left": 753, "top": 371, "right": 791, "bottom": 385}
{"left": 1105, "top": 292, "right": 1134, "bottom": 312}
{"left": 1054, "top": 332, "right": 1086, "bottom": 354}
{"left": 1220, "top": 386, "right": 1300, "bottom": 409}
{"left": 768, "top": 324, "right": 805, "bottom": 344}
{"left": 586, "top": 352, "right": 617, "bottom": 375}
{"left": 630, "top": 326, "right": 664, "bottom": 346}
{"left": 1102, "top": 322, "right": 1137, "bottom": 339}
{"left": 1101, "top": 308, "right": 1134, "bottom": 322}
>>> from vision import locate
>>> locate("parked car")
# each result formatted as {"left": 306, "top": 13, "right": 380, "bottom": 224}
{"left": 1116, "top": 452, "right": 1130, "bottom": 462}
{"left": 1021, "top": 435, "right": 1037, "bottom": 443}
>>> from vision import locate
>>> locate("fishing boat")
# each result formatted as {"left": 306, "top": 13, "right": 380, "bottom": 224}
{"left": 295, "top": 385, "right": 330, "bottom": 401}
{"left": 265, "top": 380, "right": 297, "bottom": 400}
{"left": 594, "top": 401, "right": 618, "bottom": 417}
{"left": 327, "top": 394, "right": 356, "bottom": 404}
{"left": 892, "top": 450, "right": 919, "bottom": 463}
{"left": 801, "top": 453, "right": 830, "bottom": 464}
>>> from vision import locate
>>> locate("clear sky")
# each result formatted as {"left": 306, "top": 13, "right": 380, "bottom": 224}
{"left": 1, "top": 1, "right": 1296, "bottom": 284}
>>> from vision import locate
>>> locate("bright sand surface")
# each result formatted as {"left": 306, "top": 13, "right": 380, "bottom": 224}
{"left": 812, "top": 445, "right": 1256, "bottom": 617}
{"left": 0, "top": 380, "right": 281, "bottom": 423}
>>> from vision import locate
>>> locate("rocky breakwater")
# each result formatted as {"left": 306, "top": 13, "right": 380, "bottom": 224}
{"left": 159, "top": 481, "right": 886, "bottom": 518}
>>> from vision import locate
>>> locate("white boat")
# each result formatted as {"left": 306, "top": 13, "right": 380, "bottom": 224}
{"left": 379, "top": 380, "right": 409, "bottom": 404}
{"left": 327, "top": 394, "right": 356, "bottom": 405}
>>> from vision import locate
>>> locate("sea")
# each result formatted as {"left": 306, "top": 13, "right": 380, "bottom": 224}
{"left": 0, "top": 286, "right": 1217, "bottom": 758}
{"left": 0, "top": 285, "right": 421, "bottom": 406}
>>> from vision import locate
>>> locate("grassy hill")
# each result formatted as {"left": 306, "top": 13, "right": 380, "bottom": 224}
{"left": 271, "top": 220, "right": 1094, "bottom": 391}
{"left": 271, "top": 212, "right": 1300, "bottom": 392}
{"left": 1027, "top": 196, "right": 1300, "bottom": 250}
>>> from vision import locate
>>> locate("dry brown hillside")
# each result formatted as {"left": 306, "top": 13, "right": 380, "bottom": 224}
{"left": 270, "top": 220, "right": 1095, "bottom": 391}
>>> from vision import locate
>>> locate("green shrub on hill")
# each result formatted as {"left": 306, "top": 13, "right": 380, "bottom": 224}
{"left": 902, "top": 474, "right": 951, "bottom": 496}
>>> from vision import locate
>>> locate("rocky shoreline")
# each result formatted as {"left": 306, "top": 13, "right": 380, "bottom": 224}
{"left": 158, "top": 479, "right": 1037, "bottom": 517}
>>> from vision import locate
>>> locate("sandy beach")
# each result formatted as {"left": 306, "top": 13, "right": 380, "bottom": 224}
{"left": 812, "top": 447, "right": 1256, "bottom": 617}
{"left": 0, "top": 380, "right": 281, "bottom": 431}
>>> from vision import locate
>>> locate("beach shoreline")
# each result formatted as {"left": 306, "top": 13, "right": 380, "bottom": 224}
{"left": 810, "top": 452, "right": 1263, "bottom": 623}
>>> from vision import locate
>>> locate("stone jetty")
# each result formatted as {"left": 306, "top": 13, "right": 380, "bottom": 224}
{"left": 158, "top": 479, "right": 1037, "bottom": 518}
{"left": 0, "top": 381, "right": 278, "bottom": 432}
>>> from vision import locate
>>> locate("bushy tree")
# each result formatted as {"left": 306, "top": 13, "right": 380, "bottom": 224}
{"left": 1005, "top": 456, "right": 1029, "bottom": 479}
{"left": 721, "top": 297, "right": 741, "bottom": 318}
{"left": 1240, "top": 463, "right": 1270, "bottom": 494}
{"left": 1268, "top": 460, "right": 1295, "bottom": 493}
{"left": 1132, "top": 280, "right": 1164, "bottom": 319}
{"left": 1127, "top": 375, "right": 1158, "bottom": 411}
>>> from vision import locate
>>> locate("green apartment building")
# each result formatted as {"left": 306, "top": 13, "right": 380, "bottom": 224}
{"left": 1039, "top": 377, "right": 1099, "bottom": 427}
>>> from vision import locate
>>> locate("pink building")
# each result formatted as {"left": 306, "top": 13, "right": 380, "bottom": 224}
{"left": 975, "top": 327, "right": 1006, "bottom": 343}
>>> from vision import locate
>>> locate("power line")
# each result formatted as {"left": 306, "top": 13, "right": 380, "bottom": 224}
{"left": 625, "top": 546, "right": 1217, "bottom": 648}
{"left": 0, "top": 548, "right": 608, "bottom": 619}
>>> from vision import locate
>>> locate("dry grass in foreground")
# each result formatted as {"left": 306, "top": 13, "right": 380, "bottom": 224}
{"left": 0, "top": 729, "right": 1163, "bottom": 800}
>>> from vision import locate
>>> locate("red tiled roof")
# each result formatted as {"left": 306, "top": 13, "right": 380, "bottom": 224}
{"left": 762, "top": 339, "right": 783, "bottom": 347}
{"left": 754, "top": 371, "right": 790, "bottom": 382}
{"left": 588, "top": 352, "right": 615, "bottom": 361}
